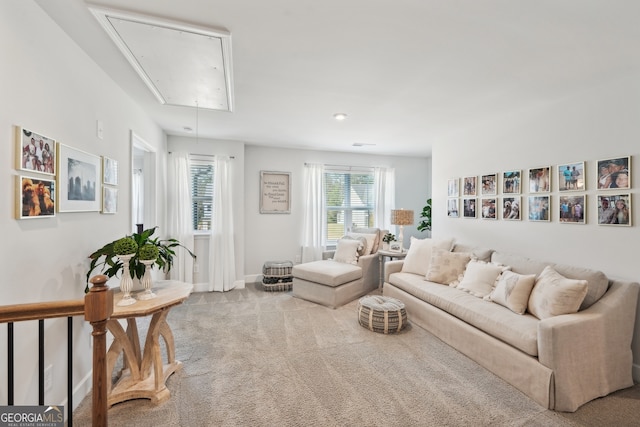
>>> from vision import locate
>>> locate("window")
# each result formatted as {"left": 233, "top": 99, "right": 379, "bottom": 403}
{"left": 190, "top": 159, "right": 214, "bottom": 231}
{"left": 324, "top": 168, "right": 374, "bottom": 244}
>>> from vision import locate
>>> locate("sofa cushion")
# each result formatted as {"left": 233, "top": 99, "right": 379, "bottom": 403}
{"left": 452, "top": 260, "right": 509, "bottom": 298}
{"left": 485, "top": 270, "right": 537, "bottom": 315}
{"left": 425, "top": 249, "right": 472, "bottom": 285}
{"left": 388, "top": 272, "right": 539, "bottom": 356}
{"left": 490, "top": 251, "right": 550, "bottom": 276}
{"left": 333, "top": 239, "right": 361, "bottom": 265}
{"left": 292, "top": 260, "right": 362, "bottom": 287}
{"left": 453, "top": 244, "right": 494, "bottom": 262}
{"left": 527, "top": 266, "right": 588, "bottom": 319}
{"left": 552, "top": 263, "right": 609, "bottom": 310}
{"left": 402, "top": 237, "right": 454, "bottom": 276}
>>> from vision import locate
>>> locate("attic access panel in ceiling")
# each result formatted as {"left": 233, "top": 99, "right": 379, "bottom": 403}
{"left": 90, "top": 7, "right": 233, "bottom": 111}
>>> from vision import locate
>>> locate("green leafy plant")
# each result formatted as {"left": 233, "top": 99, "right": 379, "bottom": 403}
{"left": 417, "top": 198, "right": 432, "bottom": 232}
{"left": 382, "top": 233, "right": 396, "bottom": 243}
{"left": 86, "top": 226, "right": 196, "bottom": 292}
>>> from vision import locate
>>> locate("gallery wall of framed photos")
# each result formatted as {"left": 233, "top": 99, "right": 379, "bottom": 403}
{"left": 14, "top": 125, "right": 119, "bottom": 219}
{"left": 446, "top": 155, "right": 631, "bottom": 226}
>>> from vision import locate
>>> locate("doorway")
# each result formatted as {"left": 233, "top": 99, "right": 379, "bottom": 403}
{"left": 130, "top": 131, "right": 157, "bottom": 234}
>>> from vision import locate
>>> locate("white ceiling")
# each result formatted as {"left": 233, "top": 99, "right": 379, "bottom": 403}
{"left": 36, "top": 0, "right": 640, "bottom": 157}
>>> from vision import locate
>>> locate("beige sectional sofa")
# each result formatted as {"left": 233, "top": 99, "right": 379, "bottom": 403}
{"left": 382, "top": 238, "right": 639, "bottom": 412}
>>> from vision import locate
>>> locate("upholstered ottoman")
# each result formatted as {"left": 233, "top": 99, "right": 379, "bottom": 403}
{"left": 357, "top": 295, "right": 407, "bottom": 334}
{"left": 292, "top": 260, "right": 365, "bottom": 308}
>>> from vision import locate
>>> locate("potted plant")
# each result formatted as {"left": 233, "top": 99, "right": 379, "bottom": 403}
{"left": 86, "top": 226, "right": 196, "bottom": 293}
{"left": 382, "top": 232, "right": 396, "bottom": 250}
{"left": 417, "top": 198, "right": 432, "bottom": 233}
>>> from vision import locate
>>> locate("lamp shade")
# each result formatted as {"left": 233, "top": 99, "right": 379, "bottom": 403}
{"left": 391, "top": 209, "right": 414, "bottom": 226}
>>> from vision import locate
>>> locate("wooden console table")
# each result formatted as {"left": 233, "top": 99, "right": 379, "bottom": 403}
{"left": 107, "top": 281, "right": 193, "bottom": 407}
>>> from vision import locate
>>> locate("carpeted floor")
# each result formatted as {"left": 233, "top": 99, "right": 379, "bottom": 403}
{"left": 71, "top": 283, "right": 640, "bottom": 426}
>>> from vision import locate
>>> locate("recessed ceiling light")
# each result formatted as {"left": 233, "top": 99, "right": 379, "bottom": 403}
{"left": 333, "top": 113, "right": 347, "bottom": 121}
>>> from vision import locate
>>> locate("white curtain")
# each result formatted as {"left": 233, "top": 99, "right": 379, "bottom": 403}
{"left": 132, "top": 169, "right": 144, "bottom": 227}
{"left": 301, "top": 163, "right": 325, "bottom": 262}
{"left": 167, "top": 152, "right": 194, "bottom": 283}
{"left": 209, "top": 156, "right": 236, "bottom": 292}
{"left": 374, "top": 167, "right": 395, "bottom": 230}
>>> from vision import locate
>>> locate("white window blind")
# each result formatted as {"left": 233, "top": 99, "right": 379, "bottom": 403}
{"left": 190, "top": 159, "right": 214, "bottom": 231}
{"left": 324, "top": 167, "right": 375, "bottom": 244}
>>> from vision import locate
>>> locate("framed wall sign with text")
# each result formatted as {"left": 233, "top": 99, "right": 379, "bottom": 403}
{"left": 260, "top": 171, "right": 291, "bottom": 214}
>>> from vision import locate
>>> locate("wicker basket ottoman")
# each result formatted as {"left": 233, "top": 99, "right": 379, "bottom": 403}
{"left": 262, "top": 260, "right": 293, "bottom": 292}
{"left": 357, "top": 295, "right": 407, "bottom": 334}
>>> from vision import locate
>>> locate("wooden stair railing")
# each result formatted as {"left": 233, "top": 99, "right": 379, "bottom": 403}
{"left": 0, "top": 274, "right": 113, "bottom": 427}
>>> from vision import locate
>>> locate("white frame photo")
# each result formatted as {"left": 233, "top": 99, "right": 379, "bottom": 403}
{"left": 57, "top": 144, "right": 101, "bottom": 212}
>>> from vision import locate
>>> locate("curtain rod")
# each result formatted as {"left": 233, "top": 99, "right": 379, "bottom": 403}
{"left": 168, "top": 152, "right": 235, "bottom": 159}
{"left": 305, "top": 162, "right": 382, "bottom": 169}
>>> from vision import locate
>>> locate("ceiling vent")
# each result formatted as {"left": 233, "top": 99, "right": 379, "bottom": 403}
{"left": 89, "top": 7, "right": 233, "bottom": 111}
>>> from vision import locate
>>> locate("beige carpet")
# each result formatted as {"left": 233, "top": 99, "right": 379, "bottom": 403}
{"left": 71, "top": 283, "right": 640, "bottom": 426}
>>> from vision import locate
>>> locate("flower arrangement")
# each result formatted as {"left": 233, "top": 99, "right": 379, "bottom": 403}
{"left": 85, "top": 226, "right": 195, "bottom": 292}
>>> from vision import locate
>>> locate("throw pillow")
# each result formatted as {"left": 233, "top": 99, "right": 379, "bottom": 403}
{"left": 401, "top": 237, "right": 455, "bottom": 276}
{"left": 332, "top": 239, "right": 361, "bottom": 265}
{"left": 485, "top": 270, "right": 536, "bottom": 314}
{"left": 340, "top": 235, "right": 367, "bottom": 257}
{"left": 346, "top": 232, "right": 377, "bottom": 255}
{"left": 452, "top": 260, "right": 509, "bottom": 298}
{"left": 527, "top": 266, "right": 588, "bottom": 320}
{"left": 352, "top": 227, "right": 381, "bottom": 253}
{"left": 425, "top": 249, "right": 472, "bottom": 285}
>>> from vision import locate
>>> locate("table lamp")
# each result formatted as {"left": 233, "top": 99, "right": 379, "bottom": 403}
{"left": 391, "top": 209, "right": 414, "bottom": 250}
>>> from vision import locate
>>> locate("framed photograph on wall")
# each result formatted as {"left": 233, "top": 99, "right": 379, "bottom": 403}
{"left": 447, "top": 178, "right": 459, "bottom": 197}
{"left": 597, "top": 156, "right": 630, "bottom": 190}
{"left": 103, "top": 156, "right": 118, "bottom": 186}
{"left": 102, "top": 186, "right": 118, "bottom": 214}
{"left": 57, "top": 144, "right": 101, "bottom": 212}
{"left": 463, "top": 176, "right": 477, "bottom": 196}
{"left": 528, "top": 195, "right": 550, "bottom": 221}
{"left": 598, "top": 194, "right": 631, "bottom": 226}
{"left": 559, "top": 195, "right": 585, "bottom": 224}
{"left": 528, "top": 166, "right": 551, "bottom": 193}
{"left": 502, "top": 170, "right": 521, "bottom": 194}
{"left": 16, "top": 176, "right": 56, "bottom": 219}
{"left": 558, "top": 161, "right": 585, "bottom": 192}
{"left": 481, "top": 173, "right": 497, "bottom": 196}
{"left": 502, "top": 196, "right": 521, "bottom": 220}
{"left": 447, "top": 198, "right": 459, "bottom": 218}
{"left": 463, "top": 198, "right": 477, "bottom": 218}
{"left": 260, "top": 170, "right": 291, "bottom": 214}
{"left": 16, "top": 126, "right": 56, "bottom": 175}
{"left": 481, "top": 198, "right": 497, "bottom": 219}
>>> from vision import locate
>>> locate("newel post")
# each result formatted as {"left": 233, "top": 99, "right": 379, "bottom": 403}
{"left": 84, "top": 275, "right": 113, "bottom": 427}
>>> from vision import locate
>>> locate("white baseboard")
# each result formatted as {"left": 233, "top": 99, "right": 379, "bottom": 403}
{"left": 633, "top": 362, "right": 640, "bottom": 383}
{"left": 192, "top": 279, "right": 247, "bottom": 293}
{"left": 245, "top": 274, "right": 261, "bottom": 284}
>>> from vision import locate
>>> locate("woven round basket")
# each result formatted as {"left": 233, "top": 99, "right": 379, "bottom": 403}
{"left": 357, "top": 295, "right": 407, "bottom": 334}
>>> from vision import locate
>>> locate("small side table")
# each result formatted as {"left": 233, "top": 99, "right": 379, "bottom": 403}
{"left": 378, "top": 250, "right": 407, "bottom": 290}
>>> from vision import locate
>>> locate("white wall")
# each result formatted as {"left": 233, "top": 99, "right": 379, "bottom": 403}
{"left": 432, "top": 74, "right": 640, "bottom": 380}
{"left": 0, "top": 1, "right": 165, "bottom": 412}
{"left": 244, "top": 146, "right": 431, "bottom": 277}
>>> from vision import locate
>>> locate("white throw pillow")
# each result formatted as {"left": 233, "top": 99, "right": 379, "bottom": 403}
{"left": 346, "top": 232, "right": 377, "bottom": 255}
{"left": 527, "top": 266, "right": 588, "bottom": 320}
{"left": 401, "top": 237, "right": 455, "bottom": 276}
{"left": 340, "top": 235, "right": 367, "bottom": 256}
{"left": 332, "top": 239, "right": 361, "bottom": 265}
{"left": 425, "top": 249, "right": 472, "bottom": 285}
{"left": 452, "top": 260, "right": 509, "bottom": 298}
{"left": 485, "top": 270, "right": 536, "bottom": 314}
